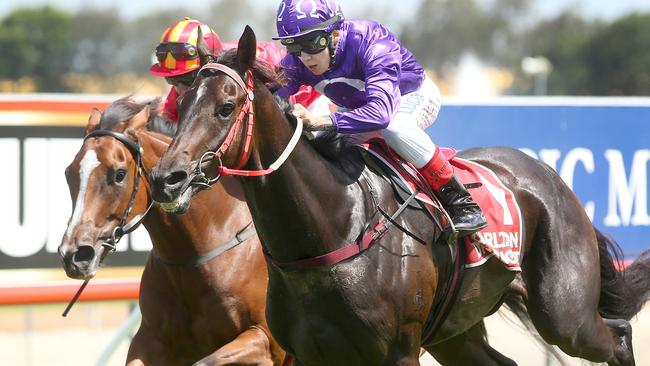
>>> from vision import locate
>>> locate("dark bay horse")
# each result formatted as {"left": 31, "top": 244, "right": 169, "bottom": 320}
{"left": 58, "top": 96, "right": 286, "bottom": 365}
{"left": 150, "top": 26, "right": 650, "bottom": 365}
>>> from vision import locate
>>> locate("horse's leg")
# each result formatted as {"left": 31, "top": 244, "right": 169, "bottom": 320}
{"left": 192, "top": 326, "right": 275, "bottom": 366}
{"left": 425, "top": 321, "right": 517, "bottom": 366}
{"left": 522, "top": 205, "right": 635, "bottom": 365}
{"left": 126, "top": 326, "right": 166, "bottom": 366}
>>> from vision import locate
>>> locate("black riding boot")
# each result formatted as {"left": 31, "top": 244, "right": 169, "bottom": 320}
{"left": 435, "top": 175, "right": 487, "bottom": 236}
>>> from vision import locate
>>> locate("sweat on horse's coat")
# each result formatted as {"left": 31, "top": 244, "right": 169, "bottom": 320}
{"left": 151, "top": 26, "right": 650, "bottom": 366}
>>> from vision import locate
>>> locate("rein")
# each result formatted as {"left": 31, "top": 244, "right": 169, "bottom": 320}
{"left": 63, "top": 129, "right": 153, "bottom": 317}
{"left": 191, "top": 63, "right": 303, "bottom": 189}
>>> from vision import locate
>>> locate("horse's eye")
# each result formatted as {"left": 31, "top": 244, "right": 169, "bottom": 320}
{"left": 115, "top": 169, "right": 127, "bottom": 183}
{"left": 218, "top": 102, "right": 235, "bottom": 118}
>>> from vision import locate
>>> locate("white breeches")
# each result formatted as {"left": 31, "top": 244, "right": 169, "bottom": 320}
{"left": 351, "top": 76, "right": 442, "bottom": 169}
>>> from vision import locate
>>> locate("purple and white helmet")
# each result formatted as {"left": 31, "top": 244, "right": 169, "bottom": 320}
{"left": 273, "top": 0, "right": 344, "bottom": 40}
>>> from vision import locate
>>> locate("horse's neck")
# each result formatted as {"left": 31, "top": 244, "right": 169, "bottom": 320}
{"left": 241, "top": 96, "right": 369, "bottom": 262}
{"left": 139, "top": 131, "right": 251, "bottom": 262}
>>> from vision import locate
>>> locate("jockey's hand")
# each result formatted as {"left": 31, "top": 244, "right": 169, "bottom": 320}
{"left": 292, "top": 104, "right": 334, "bottom": 131}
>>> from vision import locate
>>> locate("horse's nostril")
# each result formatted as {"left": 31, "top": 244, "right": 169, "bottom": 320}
{"left": 73, "top": 245, "right": 96, "bottom": 264}
{"left": 165, "top": 171, "right": 188, "bottom": 186}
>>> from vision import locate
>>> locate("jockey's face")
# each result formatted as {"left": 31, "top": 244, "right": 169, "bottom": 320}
{"left": 174, "top": 83, "right": 190, "bottom": 95}
{"left": 165, "top": 70, "right": 197, "bottom": 95}
{"left": 297, "top": 47, "right": 330, "bottom": 75}
{"left": 296, "top": 31, "right": 339, "bottom": 76}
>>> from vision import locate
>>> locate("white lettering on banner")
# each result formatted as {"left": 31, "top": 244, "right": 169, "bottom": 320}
{"left": 539, "top": 149, "right": 561, "bottom": 171}
{"left": 0, "top": 138, "right": 152, "bottom": 259}
{"left": 519, "top": 147, "right": 596, "bottom": 220}
{"left": 0, "top": 139, "right": 48, "bottom": 257}
{"left": 604, "top": 149, "right": 650, "bottom": 227}
{"left": 2, "top": 136, "right": 648, "bottom": 259}
{"left": 518, "top": 147, "right": 650, "bottom": 227}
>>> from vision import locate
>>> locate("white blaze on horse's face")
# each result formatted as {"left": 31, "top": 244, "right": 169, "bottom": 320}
{"left": 65, "top": 149, "right": 100, "bottom": 237}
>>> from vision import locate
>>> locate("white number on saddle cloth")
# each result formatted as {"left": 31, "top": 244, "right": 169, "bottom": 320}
{"left": 450, "top": 158, "right": 524, "bottom": 272}
{"left": 478, "top": 172, "right": 513, "bottom": 225}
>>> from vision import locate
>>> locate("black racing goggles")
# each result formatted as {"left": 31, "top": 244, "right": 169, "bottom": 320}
{"left": 165, "top": 70, "right": 198, "bottom": 87}
{"left": 155, "top": 42, "right": 198, "bottom": 62}
{"left": 281, "top": 32, "right": 330, "bottom": 57}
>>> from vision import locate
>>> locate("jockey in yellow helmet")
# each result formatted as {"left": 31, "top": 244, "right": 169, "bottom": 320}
{"left": 150, "top": 17, "right": 324, "bottom": 123}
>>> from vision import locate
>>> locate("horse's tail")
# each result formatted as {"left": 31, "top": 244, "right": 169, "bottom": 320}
{"left": 502, "top": 291, "right": 566, "bottom": 365}
{"left": 595, "top": 227, "right": 650, "bottom": 320}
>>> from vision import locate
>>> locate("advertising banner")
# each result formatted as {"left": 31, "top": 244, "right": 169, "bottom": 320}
{"left": 434, "top": 97, "right": 650, "bottom": 258}
{"left": 1, "top": 95, "right": 648, "bottom": 269}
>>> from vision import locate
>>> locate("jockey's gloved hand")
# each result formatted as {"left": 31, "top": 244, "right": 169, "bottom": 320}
{"left": 292, "top": 104, "right": 335, "bottom": 131}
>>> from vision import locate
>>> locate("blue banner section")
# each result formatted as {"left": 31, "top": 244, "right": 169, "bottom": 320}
{"left": 430, "top": 99, "right": 650, "bottom": 258}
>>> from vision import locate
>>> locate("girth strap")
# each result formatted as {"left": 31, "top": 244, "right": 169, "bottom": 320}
{"left": 263, "top": 182, "right": 420, "bottom": 270}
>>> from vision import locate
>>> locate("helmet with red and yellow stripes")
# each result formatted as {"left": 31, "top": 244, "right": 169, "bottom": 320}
{"left": 149, "top": 17, "right": 222, "bottom": 77}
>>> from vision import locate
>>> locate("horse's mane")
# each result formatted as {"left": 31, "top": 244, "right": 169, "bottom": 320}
{"left": 100, "top": 96, "right": 177, "bottom": 137}
{"left": 216, "top": 49, "right": 359, "bottom": 169}
{"left": 216, "top": 49, "right": 285, "bottom": 87}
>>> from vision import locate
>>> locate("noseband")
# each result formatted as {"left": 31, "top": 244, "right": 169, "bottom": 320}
{"left": 84, "top": 130, "right": 153, "bottom": 252}
{"left": 191, "top": 63, "right": 303, "bottom": 188}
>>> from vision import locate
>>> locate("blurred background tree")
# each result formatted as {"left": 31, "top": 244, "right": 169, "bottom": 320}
{"left": 508, "top": 11, "right": 604, "bottom": 95}
{"left": 0, "top": 6, "right": 72, "bottom": 91}
{"left": 0, "top": 0, "right": 648, "bottom": 96}
{"left": 582, "top": 13, "right": 650, "bottom": 95}
{"left": 402, "top": 0, "right": 532, "bottom": 78}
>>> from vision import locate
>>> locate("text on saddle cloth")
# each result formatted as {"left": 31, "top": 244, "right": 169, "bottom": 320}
{"left": 441, "top": 148, "right": 523, "bottom": 271}
{"left": 359, "top": 141, "right": 523, "bottom": 271}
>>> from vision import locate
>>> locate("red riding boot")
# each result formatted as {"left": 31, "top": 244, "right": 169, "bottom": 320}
{"left": 418, "top": 148, "right": 487, "bottom": 236}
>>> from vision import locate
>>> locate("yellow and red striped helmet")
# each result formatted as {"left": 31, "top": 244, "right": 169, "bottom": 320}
{"left": 149, "top": 17, "right": 222, "bottom": 77}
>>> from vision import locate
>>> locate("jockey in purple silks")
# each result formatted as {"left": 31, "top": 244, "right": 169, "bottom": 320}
{"left": 273, "top": 0, "right": 486, "bottom": 236}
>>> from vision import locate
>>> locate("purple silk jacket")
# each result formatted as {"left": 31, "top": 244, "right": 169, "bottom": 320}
{"left": 276, "top": 19, "right": 425, "bottom": 134}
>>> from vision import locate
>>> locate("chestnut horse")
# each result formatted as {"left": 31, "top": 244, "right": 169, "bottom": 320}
{"left": 150, "top": 26, "right": 650, "bottom": 365}
{"left": 58, "top": 97, "right": 286, "bottom": 365}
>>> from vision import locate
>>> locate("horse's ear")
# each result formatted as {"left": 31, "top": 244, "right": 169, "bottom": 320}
{"left": 197, "top": 26, "right": 213, "bottom": 66}
{"left": 129, "top": 105, "right": 150, "bottom": 132}
{"left": 85, "top": 108, "right": 102, "bottom": 134}
{"left": 237, "top": 25, "right": 257, "bottom": 72}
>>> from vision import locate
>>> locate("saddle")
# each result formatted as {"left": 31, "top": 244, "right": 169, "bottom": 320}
{"left": 358, "top": 138, "right": 524, "bottom": 342}
{"left": 359, "top": 138, "right": 524, "bottom": 272}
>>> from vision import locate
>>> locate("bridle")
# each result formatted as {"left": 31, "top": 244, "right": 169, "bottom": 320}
{"left": 84, "top": 130, "right": 153, "bottom": 253}
{"left": 191, "top": 62, "right": 303, "bottom": 189}
{"left": 63, "top": 129, "right": 153, "bottom": 317}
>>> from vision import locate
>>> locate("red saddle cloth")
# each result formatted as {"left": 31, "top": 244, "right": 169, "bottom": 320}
{"left": 362, "top": 140, "right": 523, "bottom": 271}
{"left": 441, "top": 148, "right": 523, "bottom": 271}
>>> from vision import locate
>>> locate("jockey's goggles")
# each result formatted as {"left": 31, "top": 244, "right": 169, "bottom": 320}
{"left": 280, "top": 32, "right": 330, "bottom": 57}
{"left": 165, "top": 70, "right": 198, "bottom": 87}
{"left": 155, "top": 42, "right": 198, "bottom": 62}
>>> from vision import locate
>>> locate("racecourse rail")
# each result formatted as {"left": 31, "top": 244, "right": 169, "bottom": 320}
{"left": 0, "top": 278, "right": 140, "bottom": 305}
